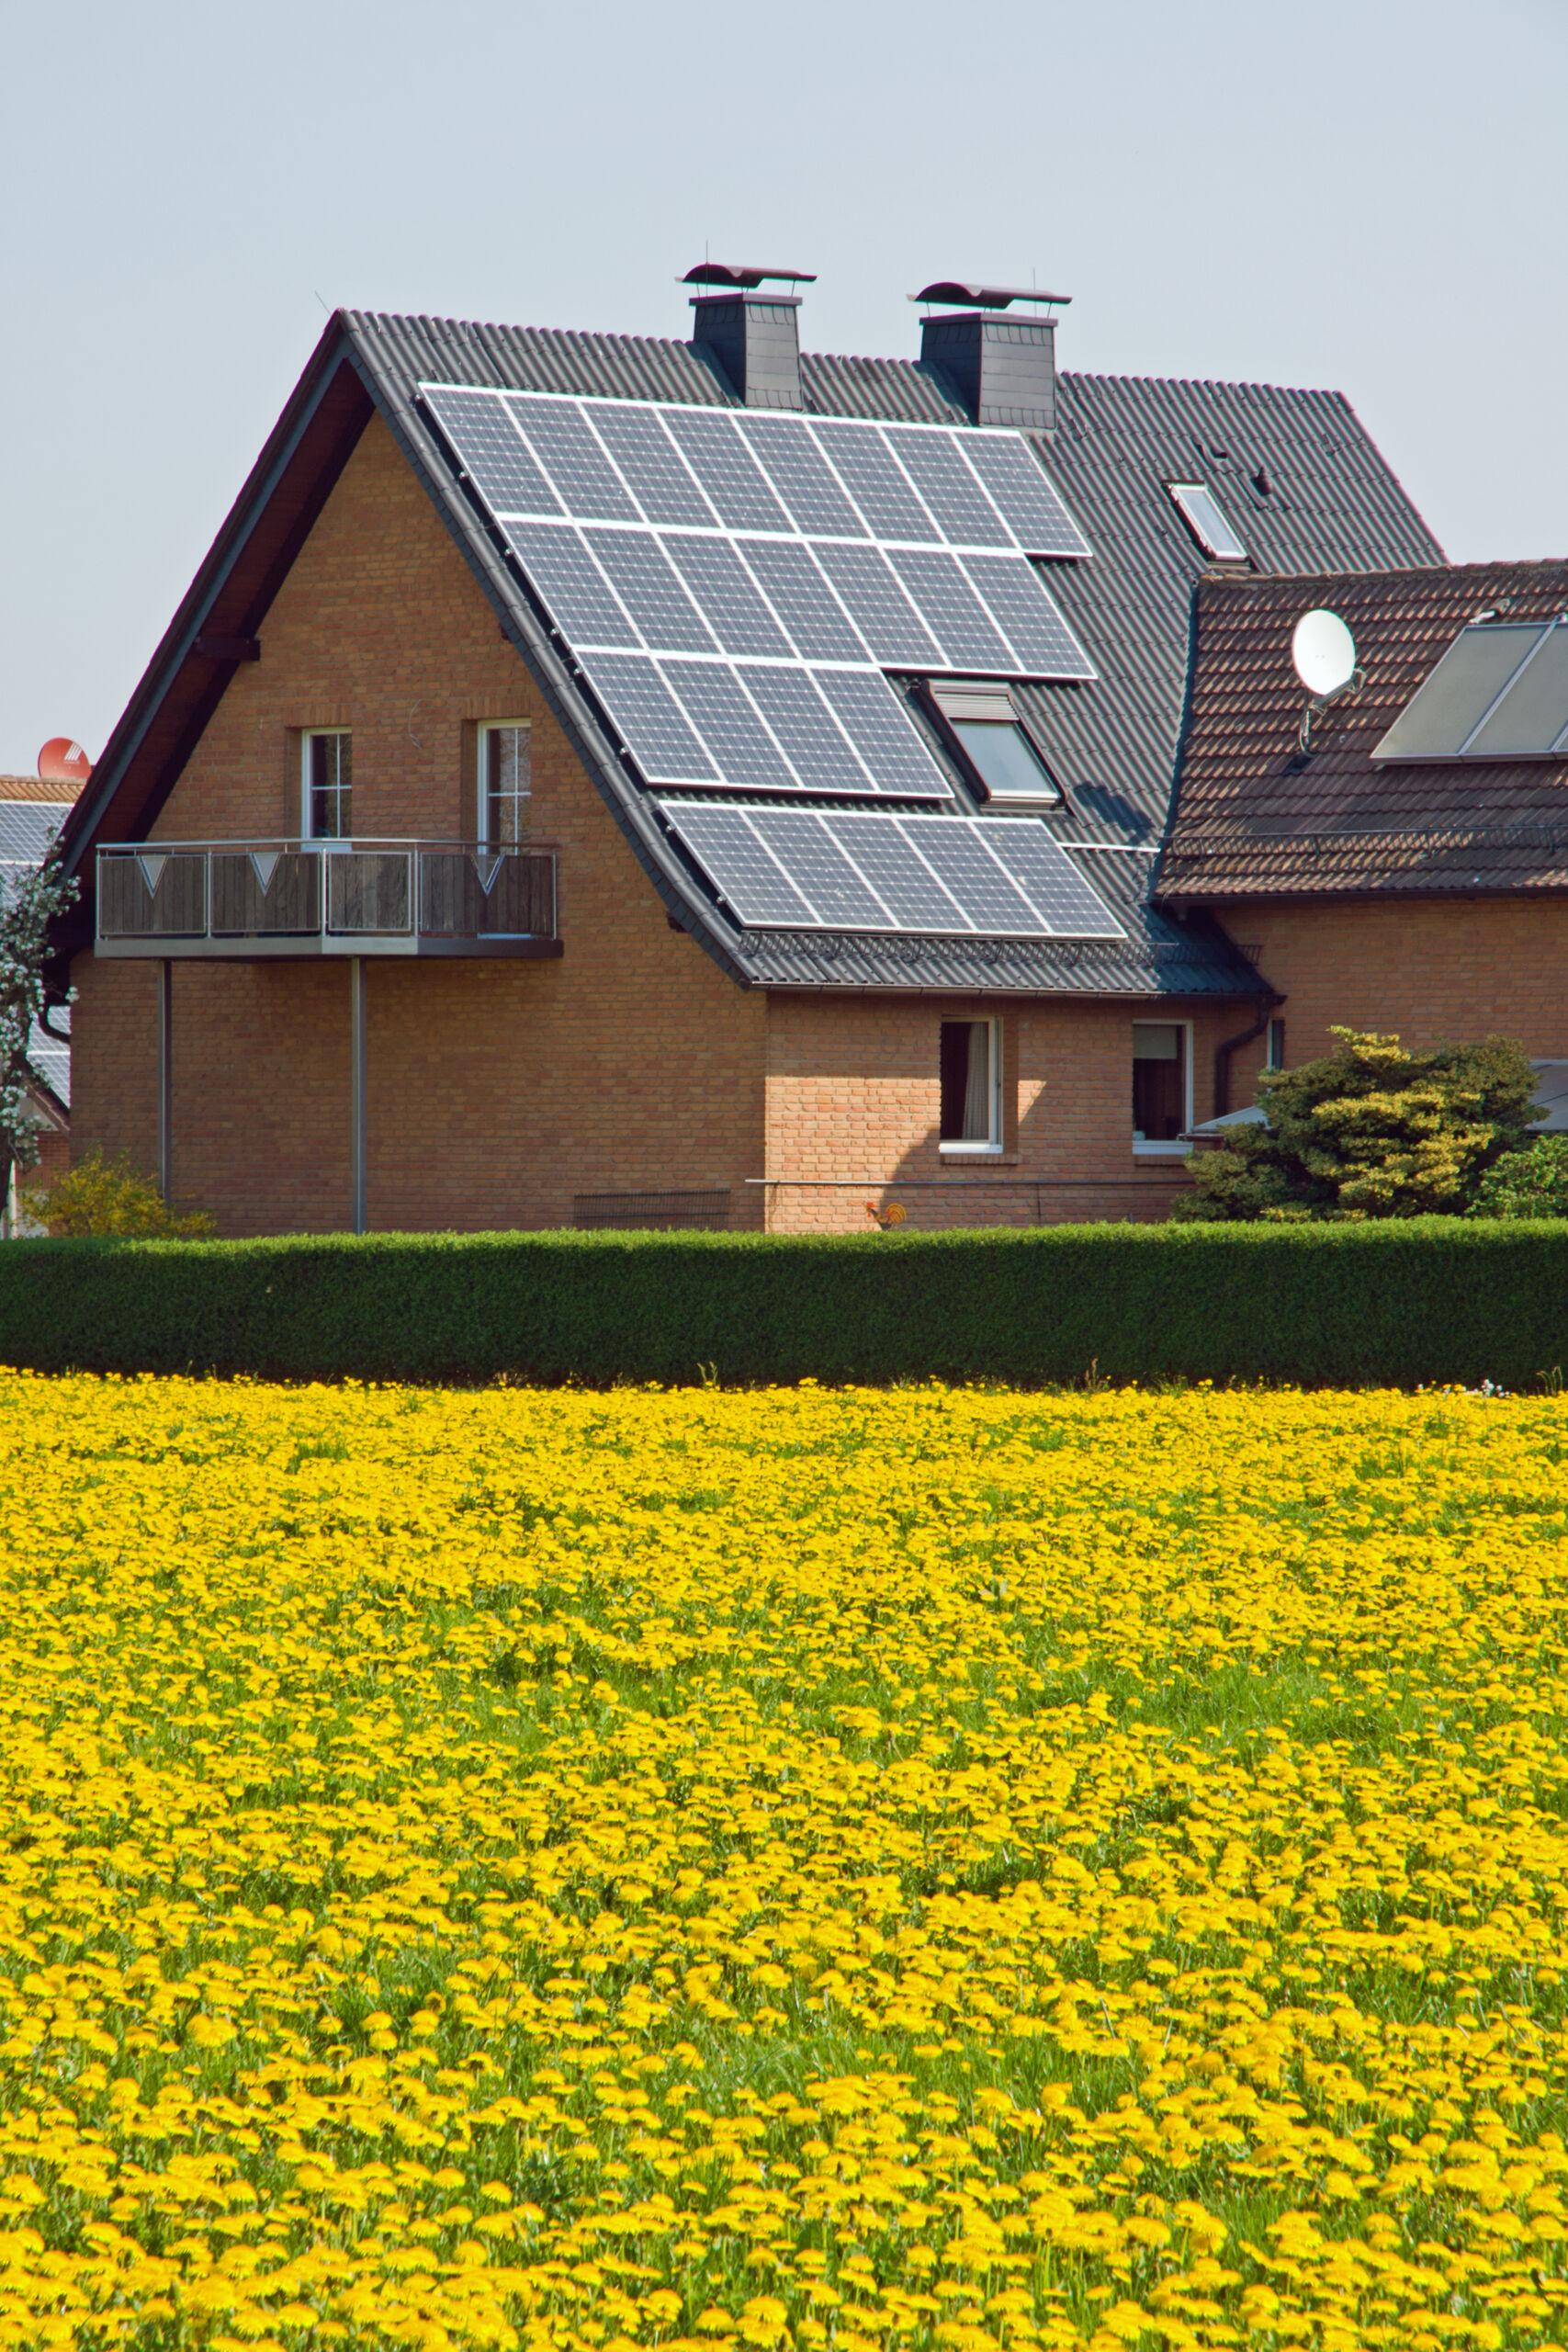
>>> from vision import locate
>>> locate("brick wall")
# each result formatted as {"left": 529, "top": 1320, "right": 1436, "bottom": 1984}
{"left": 1213, "top": 895, "right": 1568, "bottom": 1105}
{"left": 72, "top": 414, "right": 767, "bottom": 1236}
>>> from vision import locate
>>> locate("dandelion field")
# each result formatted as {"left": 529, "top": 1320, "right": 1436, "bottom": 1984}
{"left": 4, "top": 1375, "right": 1568, "bottom": 2352}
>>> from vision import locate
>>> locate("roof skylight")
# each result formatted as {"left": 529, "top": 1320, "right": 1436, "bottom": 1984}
{"left": 1168, "top": 482, "right": 1248, "bottom": 564}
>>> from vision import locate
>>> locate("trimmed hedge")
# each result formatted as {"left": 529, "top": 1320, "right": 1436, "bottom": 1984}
{"left": 0, "top": 1221, "right": 1565, "bottom": 1388}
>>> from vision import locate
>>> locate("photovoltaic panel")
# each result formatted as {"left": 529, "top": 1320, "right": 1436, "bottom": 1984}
{"left": 666, "top": 805, "right": 816, "bottom": 925}
{"left": 830, "top": 812, "right": 968, "bottom": 930}
{"left": 582, "top": 402, "right": 716, "bottom": 527}
{"left": 738, "top": 414, "right": 865, "bottom": 538}
{"left": 979, "top": 821, "right": 1125, "bottom": 936}
{"left": 901, "top": 818, "right": 1043, "bottom": 931}
{"left": 808, "top": 420, "right": 941, "bottom": 542}
{"left": 661, "top": 409, "right": 793, "bottom": 533}
{"left": 423, "top": 386, "right": 562, "bottom": 517}
{"left": 655, "top": 803, "right": 1125, "bottom": 936}
{"left": 1373, "top": 625, "right": 1543, "bottom": 760}
{"left": 885, "top": 427, "right": 1011, "bottom": 548}
{"left": 886, "top": 548, "right": 1015, "bottom": 673}
{"left": 508, "top": 395, "right": 640, "bottom": 522}
{"left": 501, "top": 520, "right": 638, "bottom": 649}
{"left": 582, "top": 528, "right": 716, "bottom": 653}
{"left": 738, "top": 665, "right": 874, "bottom": 792}
{"left": 811, "top": 543, "right": 942, "bottom": 667}
{"left": 577, "top": 652, "right": 716, "bottom": 783}
{"left": 959, "top": 555, "right": 1095, "bottom": 681}
{"left": 661, "top": 536, "right": 795, "bottom": 658}
{"left": 661, "top": 662, "right": 796, "bottom": 790}
{"left": 733, "top": 539, "right": 868, "bottom": 662}
{"left": 813, "top": 670, "right": 951, "bottom": 797}
{"left": 959, "top": 435, "right": 1090, "bottom": 559}
{"left": 1466, "top": 624, "right": 1568, "bottom": 758}
{"left": 752, "top": 809, "right": 894, "bottom": 929}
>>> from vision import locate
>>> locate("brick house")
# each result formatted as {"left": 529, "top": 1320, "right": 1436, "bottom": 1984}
{"left": 1158, "top": 562, "right": 1568, "bottom": 1120}
{"left": 2, "top": 779, "right": 73, "bottom": 1230}
{"left": 45, "top": 273, "right": 1440, "bottom": 1236}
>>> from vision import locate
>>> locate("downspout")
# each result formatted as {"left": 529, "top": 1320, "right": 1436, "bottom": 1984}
{"left": 1213, "top": 994, "right": 1283, "bottom": 1119}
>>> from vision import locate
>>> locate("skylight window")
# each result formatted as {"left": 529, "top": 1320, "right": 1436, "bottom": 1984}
{"left": 922, "top": 678, "right": 1062, "bottom": 805}
{"left": 1168, "top": 482, "right": 1248, "bottom": 563}
{"left": 1374, "top": 618, "right": 1568, "bottom": 761}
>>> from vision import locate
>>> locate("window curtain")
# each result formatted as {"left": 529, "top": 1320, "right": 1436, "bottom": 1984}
{"left": 963, "top": 1022, "right": 992, "bottom": 1141}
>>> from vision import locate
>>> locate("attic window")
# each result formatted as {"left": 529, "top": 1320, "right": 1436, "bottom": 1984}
{"left": 1168, "top": 482, "right": 1248, "bottom": 563}
{"left": 923, "top": 680, "right": 1062, "bottom": 806}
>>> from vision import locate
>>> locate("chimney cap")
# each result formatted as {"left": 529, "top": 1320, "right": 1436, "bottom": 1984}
{"left": 682, "top": 262, "right": 817, "bottom": 288}
{"left": 911, "top": 280, "right": 1070, "bottom": 310}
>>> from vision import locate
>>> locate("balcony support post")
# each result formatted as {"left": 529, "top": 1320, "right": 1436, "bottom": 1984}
{"left": 158, "top": 959, "right": 173, "bottom": 1205}
{"left": 350, "top": 956, "right": 367, "bottom": 1235}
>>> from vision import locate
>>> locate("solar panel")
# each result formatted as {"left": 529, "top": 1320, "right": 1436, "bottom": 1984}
{"left": 661, "top": 662, "right": 796, "bottom": 789}
{"left": 582, "top": 528, "right": 716, "bottom": 653}
{"left": 424, "top": 386, "right": 562, "bottom": 517}
{"left": 662, "top": 536, "right": 795, "bottom": 658}
{"left": 958, "top": 435, "right": 1090, "bottom": 559}
{"left": 960, "top": 555, "right": 1097, "bottom": 681}
{"left": 753, "top": 809, "right": 894, "bottom": 929}
{"left": 656, "top": 803, "right": 1124, "bottom": 936}
{"left": 738, "top": 665, "right": 873, "bottom": 792}
{"left": 900, "top": 818, "right": 1043, "bottom": 933}
{"left": 577, "top": 652, "right": 717, "bottom": 783}
{"left": 736, "top": 539, "right": 868, "bottom": 662}
{"left": 885, "top": 427, "right": 1011, "bottom": 548}
{"left": 582, "top": 402, "right": 716, "bottom": 526}
{"left": 738, "top": 414, "right": 865, "bottom": 538}
{"left": 811, "top": 543, "right": 942, "bottom": 666}
{"left": 981, "top": 820, "right": 1125, "bottom": 936}
{"left": 661, "top": 409, "right": 793, "bottom": 533}
{"left": 509, "top": 395, "right": 640, "bottom": 522}
{"left": 667, "top": 805, "right": 817, "bottom": 925}
{"left": 812, "top": 670, "right": 952, "bottom": 797}
{"left": 1461, "top": 623, "right": 1568, "bottom": 759}
{"left": 886, "top": 548, "right": 1015, "bottom": 673}
{"left": 1373, "top": 624, "right": 1544, "bottom": 760}
{"left": 809, "top": 420, "right": 940, "bottom": 542}
{"left": 502, "top": 520, "right": 639, "bottom": 649}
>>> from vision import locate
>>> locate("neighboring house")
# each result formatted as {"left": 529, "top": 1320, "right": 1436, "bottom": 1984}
{"left": 1158, "top": 562, "right": 1568, "bottom": 1116}
{"left": 2, "top": 779, "right": 73, "bottom": 1230}
{"left": 44, "top": 274, "right": 1439, "bottom": 1236}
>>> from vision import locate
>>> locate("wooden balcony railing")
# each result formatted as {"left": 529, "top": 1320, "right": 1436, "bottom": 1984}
{"left": 95, "top": 841, "right": 561, "bottom": 959}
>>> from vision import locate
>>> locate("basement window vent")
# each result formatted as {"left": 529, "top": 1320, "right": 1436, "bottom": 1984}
{"left": 1168, "top": 482, "right": 1248, "bottom": 564}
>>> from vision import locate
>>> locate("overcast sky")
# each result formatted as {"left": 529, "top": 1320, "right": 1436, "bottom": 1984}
{"left": 5, "top": 0, "right": 1565, "bottom": 775}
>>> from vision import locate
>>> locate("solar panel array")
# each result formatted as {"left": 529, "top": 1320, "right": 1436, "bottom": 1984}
{"left": 421, "top": 383, "right": 1095, "bottom": 802}
{"left": 1375, "top": 619, "right": 1568, "bottom": 762}
{"left": 656, "top": 802, "right": 1125, "bottom": 939}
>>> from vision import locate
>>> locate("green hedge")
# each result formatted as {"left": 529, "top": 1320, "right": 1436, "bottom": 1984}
{"left": 0, "top": 1221, "right": 1565, "bottom": 1388}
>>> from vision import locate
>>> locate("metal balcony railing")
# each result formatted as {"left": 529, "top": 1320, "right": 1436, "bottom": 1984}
{"left": 95, "top": 840, "right": 559, "bottom": 959}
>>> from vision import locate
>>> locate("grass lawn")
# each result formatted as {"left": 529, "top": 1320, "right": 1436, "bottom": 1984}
{"left": 1, "top": 1371, "right": 1566, "bottom": 2350}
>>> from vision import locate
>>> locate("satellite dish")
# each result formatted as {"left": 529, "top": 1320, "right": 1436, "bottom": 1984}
{"left": 1292, "top": 609, "right": 1357, "bottom": 699}
{"left": 38, "top": 737, "right": 93, "bottom": 788}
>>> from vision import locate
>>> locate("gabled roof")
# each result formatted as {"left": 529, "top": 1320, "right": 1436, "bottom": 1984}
{"left": 1159, "top": 561, "right": 1568, "bottom": 902}
{"left": 51, "top": 305, "right": 1442, "bottom": 998}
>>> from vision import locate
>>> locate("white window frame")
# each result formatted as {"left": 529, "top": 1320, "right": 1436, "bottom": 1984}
{"left": 1132, "top": 1018, "right": 1194, "bottom": 1157}
{"left": 301, "top": 729, "right": 353, "bottom": 842}
{"left": 939, "top": 1016, "right": 1005, "bottom": 1156}
{"left": 478, "top": 718, "right": 532, "bottom": 850}
{"left": 1167, "top": 482, "right": 1248, "bottom": 564}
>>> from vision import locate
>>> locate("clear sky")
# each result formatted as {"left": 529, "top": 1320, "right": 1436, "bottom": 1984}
{"left": 5, "top": 0, "right": 1565, "bottom": 775}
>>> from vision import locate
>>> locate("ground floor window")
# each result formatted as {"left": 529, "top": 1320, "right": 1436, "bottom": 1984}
{"left": 940, "top": 1019, "right": 1001, "bottom": 1148}
{"left": 303, "top": 730, "right": 352, "bottom": 839}
{"left": 1133, "top": 1021, "right": 1190, "bottom": 1144}
{"left": 480, "top": 721, "right": 531, "bottom": 846}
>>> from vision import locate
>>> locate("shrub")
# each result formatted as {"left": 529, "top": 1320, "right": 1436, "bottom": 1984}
{"left": 1469, "top": 1133, "right": 1568, "bottom": 1219}
{"left": 1171, "top": 1028, "right": 1538, "bottom": 1222}
{"left": 25, "top": 1148, "right": 215, "bottom": 1238}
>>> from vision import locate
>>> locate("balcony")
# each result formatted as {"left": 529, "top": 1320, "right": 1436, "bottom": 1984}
{"left": 95, "top": 840, "right": 561, "bottom": 959}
